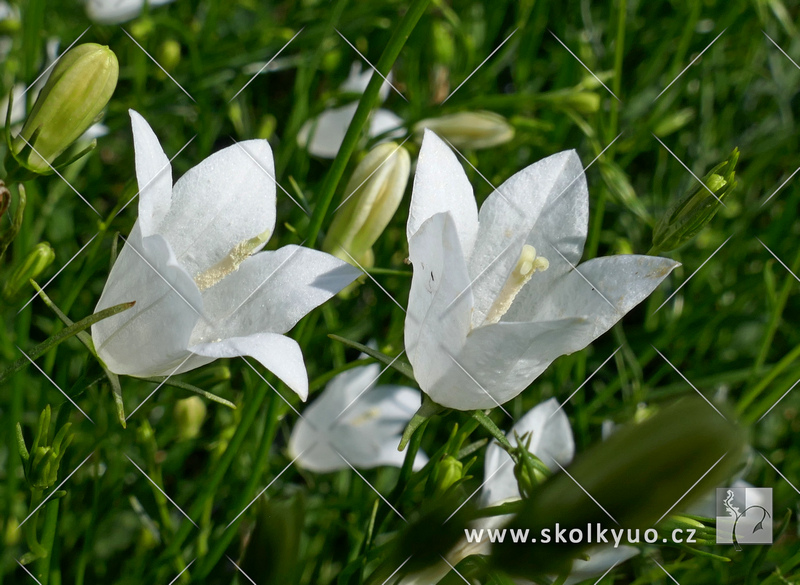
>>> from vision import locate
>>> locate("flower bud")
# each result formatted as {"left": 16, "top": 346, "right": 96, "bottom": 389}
{"left": 652, "top": 148, "right": 738, "bottom": 253}
{"left": 3, "top": 242, "right": 55, "bottom": 300}
{"left": 8, "top": 43, "right": 118, "bottom": 176}
{"left": 512, "top": 446, "right": 548, "bottom": 498}
{"left": 158, "top": 39, "right": 181, "bottom": 73}
{"left": 427, "top": 455, "right": 464, "bottom": 497}
{"left": 0, "top": 2, "right": 21, "bottom": 34}
{"left": 414, "top": 111, "right": 514, "bottom": 150}
{"left": 491, "top": 398, "right": 745, "bottom": 578}
{"left": 323, "top": 142, "right": 410, "bottom": 267}
{"left": 173, "top": 396, "right": 207, "bottom": 441}
{"left": 17, "top": 405, "right": 74, "bottom": 491}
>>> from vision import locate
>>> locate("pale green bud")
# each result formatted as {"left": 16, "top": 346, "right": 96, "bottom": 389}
{"left": 427, "top": 455, "right": 464, "bottom": 497}
{"left": 158, "top": 39, "right": 181, "bottom": 73}
{"left": 492, "top": 398, "right": 745, "bottom": 578}
{"left": 3, "top": 242, "right": 55, "bottom": 300}
{"left": 652, "top": 148, "right": 739, "bottom": 253}
{"left": 653, "top": 108, "right": 696, "bottom": 137}
{"left": 414, "top": 111, "right": 514, "bottom": 150}
{"left": 324, "top": 142, "right": 410, "bottom": 268}
{"left": 4, "top": 517, "right": 20, "bottom": 547}
{"left": 17, "top": 405, "right": 74, "bottom": 491}
{"left": 8, "top": 43, "right": 118, "bottom": 176}
{"left": 598, "top": 161, "right": 651, "bottom": 222}
{"left": 173, "top": 396, "right": 207, "bottom": 441}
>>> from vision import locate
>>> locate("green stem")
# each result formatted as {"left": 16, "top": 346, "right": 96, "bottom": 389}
{"left": 0, "top": 301, "right": 135, "bottom": 383}
{"left": 752, "top": 245, "right": 800, "bottom": 374}
{"left": 471, "top": 410, "right": 512, "bottom": 450}
{"left": 738, "top": 342, "right": 800, "bottom": 417}
{"left": 194, "top": 392, "right": 280, "bottom": 578}
{"left": 608, "top": 0, "right": 627, "bottom": 147}
{"left": 157, "top": 385, "right": 269, "bottom": 565}
{"left": 305, "top": 0, "right": 431, "bottom": 247}
{"left": 33, "top": 499, "right": 59, "bottom": 585}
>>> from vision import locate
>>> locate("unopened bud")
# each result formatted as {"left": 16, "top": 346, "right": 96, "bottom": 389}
{"left": 414, "top": 111, "right": 514, "bottom": 150}
{"left": 653, "top": 108, "right": 695, "bottom": 138}
{"left": 598, "top": 161, "right": 651, "bottom": 222}
{"left": 173, "top": 396, "right": 207, "bottom": 441}
{"left": 17, "top": 405, "right": 74, "bottom": 491}
{"left": 427, "top": 455, "right": 464, "bottom": 497}
{"left": 3, "top": 242, "right": 55, "bottom": 300}
{"left": 158, "top": 39, "right": 181, "bottom": 73}
{"left": 8, "top": 43, "right": 118, "bottom": 176}
{"left": 652, "top": 148, "right": 738, "bottom": 253}
{"left": 324, "top": 142, "right": 410, "bottom": 268}
{"left": 4, "top": 517, "right": 20, "bottom": 547}
{"left": 0, "top": 1, "right": 20, "bottom": 34}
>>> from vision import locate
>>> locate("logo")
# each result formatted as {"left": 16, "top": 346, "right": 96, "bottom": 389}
{"left": 716, "top": 487, "right": 772, "bottom": 547}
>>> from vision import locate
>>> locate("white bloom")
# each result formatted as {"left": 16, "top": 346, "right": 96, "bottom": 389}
{"left": 91, "top": 110, "right": 359, "bottom": 400}
{"left": 85, "top": 0, "right": 176, "bottom": 24}
{"left": 397, "top": 399, "right": 637, "bottom": 585}
{"left": 405, "top": 130, "right": 680, "bottom": 410}
{"left": 288, "top": 362, "right": 427, "bottom": 472}
{"left": 298, "top": 63, "right": 404, "bottom": 159}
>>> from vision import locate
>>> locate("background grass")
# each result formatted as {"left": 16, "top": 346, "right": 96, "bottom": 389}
{"left": 1, "top": 0, "right": 800, "bottom": 583}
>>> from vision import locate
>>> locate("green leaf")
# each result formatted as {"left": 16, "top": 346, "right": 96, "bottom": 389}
{"left": 140, "top": 377, "right": 237, "bottom": 410}
{"left": 328, "top": 334, "right": 416, "bottom": 381}
{"left": 0, "top": 300, "right": 135, "bottom": 383}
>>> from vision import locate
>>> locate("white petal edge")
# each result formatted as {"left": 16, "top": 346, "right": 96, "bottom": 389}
{"left": 190, "top": 245, "right": 360, "bottom": 343}
{"left": 405, "top": 213, "right": 473, "bottom": 401}
{"left": 407, "top": 129, "right": 479, "bottom": 256}
{"left": 513, "top": 255, "right": 680, "bottom": 340}
{"left": 156, "top": 138, "right": 277, "bottom": 279}
{"left": 92, "top": 224, "right": 202, "bottom": 377}
{"left": 190, "top": 332, "right": 309, "bottom": 400}
{"left": 467, "top": 150, "right": 588, "bottom": 326}
{"left": 129, "top": 110, "right": 173, "bottom": 238}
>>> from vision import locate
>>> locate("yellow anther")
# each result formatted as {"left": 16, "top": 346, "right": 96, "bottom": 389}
{"left": 194, "top": 229, "right": 270, "bottom": 292}
{"left": 483, "top": 244, "right": 548, "bottom": 325}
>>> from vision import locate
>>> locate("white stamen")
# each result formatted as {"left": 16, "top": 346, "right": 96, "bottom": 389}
{"left": 194, "top": 229, "right": 271, "bottom": 291}
{"left": 483, "top": 244, "right": 548, "bottom": 326}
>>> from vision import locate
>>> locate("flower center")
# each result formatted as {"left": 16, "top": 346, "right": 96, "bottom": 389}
{"left": 482, "top": 244, "right": 549, "bottom": 325}
{"left": 194, "top": 229, "right": 271, "bottom": 292}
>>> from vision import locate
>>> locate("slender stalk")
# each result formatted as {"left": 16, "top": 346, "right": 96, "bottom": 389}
{"left": 194, "top": 392, "right": 280, "bottom": 578}
{"left": 33, "top": 499, "right": 59, "bottom": 585}
{"left": 305, "top": 0, "right": 432, "bottom": 247}
{"left": 752, "top": 245, "right": 800, "bottom": 374}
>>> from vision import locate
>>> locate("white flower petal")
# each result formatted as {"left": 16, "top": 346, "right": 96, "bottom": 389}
{"left": 190, "top": 245, "right": 360, "bottom": 343}
{"left": 368, "top": 108, "right": 404, "bottom": 141}
{"left": 407, "top": 130, "right": 479, "bottom": 255}
{"left": 86, "top": 0, "right": 175, "bottom": 24}
{"left": 468, "top": 150, "right": 588, "bottom": 325}
{"left": 190, "top": 332, "right": 309, "bottom": 400}
{"left": 92, "top": 223, "right": 202, "bottom": 377}
{"left": 297, "top": 103, "right": 358, "bottom": 159}
{"left": 510, "top": 255, "right": 680, "bottom": 339}
{"left": 563, "top": 545, "right": 639, "bottom": 585}
{"left": 129, "top": 110, "right": 172, "bottom": 238}
{"left": 431, "top": 317, "right": 593, "bottom": 410}
{"left": 481, "top": 398, "right": 575, "bottom": 507}
{"left": 405, "top": 213, "right": 473, "bottom": 402}
{"left": 289, "top": 365, "right": 426, "bottom": 472}
{"left": 340, "top": 62, "right": 394, "bottom": 102}
{"left": 156, "top": 139, "right": 277, "bottom": 278}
